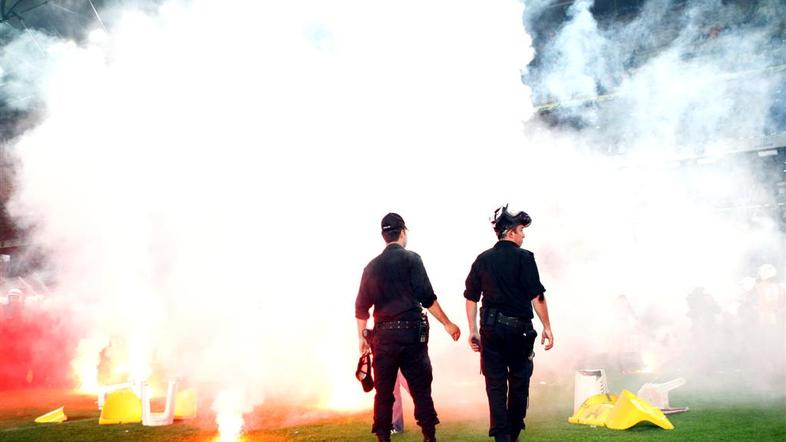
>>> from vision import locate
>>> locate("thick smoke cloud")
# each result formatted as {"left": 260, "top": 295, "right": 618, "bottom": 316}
{"left": 0, "top": 0, "right": 784, "bottom": 435}
{"left": 1, "top": 0, "right": 535, "bottom": 432}
{"left": 520, "top": 0, "right": 785, "bottom": 399}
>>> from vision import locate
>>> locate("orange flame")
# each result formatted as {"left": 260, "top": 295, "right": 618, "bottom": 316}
{"left": 72, "top": 357, "right": 100, "bottom": 394}
{"left": 71, "top": 336, "right": 133, "bottom": 394}
{"left": 216, "top": 411, "right": 243, "bottom": 442}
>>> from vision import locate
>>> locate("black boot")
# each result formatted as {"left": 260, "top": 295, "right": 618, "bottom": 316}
{"left": 494, "top": 434, "right": 511, "bottom": 442}
{"left": 422, "top": 426, "right": 436, "bottom": 442}
{"left": 510, "top": 421, "right": 524, "bottom": 441}
{"left": 376, "top": 431, "right": 391, "bottom": 442}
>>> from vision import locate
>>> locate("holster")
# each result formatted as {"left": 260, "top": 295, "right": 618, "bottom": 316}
{"left": 363, "top": 328, "right": 374, "bottom": 351}
{"left": 481, "top": 307, "right": 533, "bottom": 332}
{"left": 480, "top": 306, "right": 497, "bottom": 327}
{"left": 419, "top": 312, "right": 430, "bottom": 343}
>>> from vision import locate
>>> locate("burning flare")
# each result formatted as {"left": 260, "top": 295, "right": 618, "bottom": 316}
{"left": 214, "top": 388, "right": 245, "bottom": 442}
{"left": 216, "top": 411, "right": 243, "bottom": 442}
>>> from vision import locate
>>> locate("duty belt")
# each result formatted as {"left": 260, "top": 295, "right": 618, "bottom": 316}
{"left": 495, "top": 313, "right": 528, "bottom": 328}
{"left": 376, "top": 320, "right": 421, "bottom": 330}
{"left": 482, "top": 307, "right": 533, "bottom": 331}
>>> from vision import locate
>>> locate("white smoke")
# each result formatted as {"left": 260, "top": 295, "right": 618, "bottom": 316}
{"left": 2, "top": 0, "right": 536, "bottom": 431}
{"left": 519, "top": 0, "right": 786, "bottom": 397}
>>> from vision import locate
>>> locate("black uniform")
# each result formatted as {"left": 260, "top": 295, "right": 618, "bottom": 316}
{"left": 464, "top": 240, "right": 546, "bottom": 440}
{"left": 355, "top": 243, "right": 440, "bottom": 436}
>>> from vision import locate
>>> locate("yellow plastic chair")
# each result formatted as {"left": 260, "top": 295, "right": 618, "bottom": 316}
{"left": 174, "top": 388, "right": 198, "bottom": 420}
{"left": 99, "top": 388, "right": 142, "bottom": 424}
{"left": 97, "top": 381, "right": 136, "bottom": 410}
{"left": 568, "top": 393, "right": 617, "bottom": 426}
{"left": 34, "top": 406, "right": 67, "bottom": 423}
{"left": 606, "top": 389, "right": 674, "bottom": 430}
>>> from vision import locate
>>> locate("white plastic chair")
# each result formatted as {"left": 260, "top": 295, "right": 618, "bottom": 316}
{"left": 636, "top": 377, "right": 687, "bottom": 412}
{"left": 573, "top": 369, "right": 610, "bottom": 414}
{"left": 141, "top": 380, "right": 178, "bottom": 426}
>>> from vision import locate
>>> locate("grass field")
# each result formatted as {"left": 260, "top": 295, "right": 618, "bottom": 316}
{"left": 1, "top": 383, "right": 784, "bottom": 441}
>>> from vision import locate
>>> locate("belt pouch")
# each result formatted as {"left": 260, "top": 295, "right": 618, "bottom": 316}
{"left": 419, "top": 312, "right": 430, "bottom": 343}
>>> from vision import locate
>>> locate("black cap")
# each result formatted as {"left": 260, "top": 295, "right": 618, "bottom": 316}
{"left": 492, "top": 205, "right": 532, "bottom": 233}
{"left": 381, "top": 212, "right": 406, "bottom": 232}
{"left": 356, "top": 353, "right": 374, "bottom": 393}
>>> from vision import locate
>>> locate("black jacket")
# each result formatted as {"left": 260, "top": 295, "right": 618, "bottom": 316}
{"left": 355, "top": 243, "right": 437, "bottom": 322}
{"left": 464, "top": 240, "right": 546, "bottom": 319}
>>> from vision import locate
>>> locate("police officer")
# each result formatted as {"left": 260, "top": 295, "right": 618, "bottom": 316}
{"left": 356, "top": 212, "right": 461, "bottom": 442}
{"left": 464, "top": 206, "right": 554, "bottom": 442}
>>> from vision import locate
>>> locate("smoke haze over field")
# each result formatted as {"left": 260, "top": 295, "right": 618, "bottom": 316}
{"left": 519, "top": 0, "right": 786, "bottom": 398}
{"left": 0, "top": 0, "right": 784, "bottom": 434}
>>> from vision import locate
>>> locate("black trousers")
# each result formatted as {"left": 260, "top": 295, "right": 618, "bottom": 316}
{"left": 480, "top": 322, "right": 537, "bottom": 438}
{"left": 371, "top": 328, "right": 439, "bottom": 434}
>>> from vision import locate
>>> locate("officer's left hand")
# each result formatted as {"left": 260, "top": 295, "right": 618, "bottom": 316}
{"left": 444, "top": 322, "right": 461, "bottom": 341}
{"left": 468, "top": 331, "right": 481, "bottom": 352}
{"left": 359, "top": 337, "right": 371, "bottom": 355}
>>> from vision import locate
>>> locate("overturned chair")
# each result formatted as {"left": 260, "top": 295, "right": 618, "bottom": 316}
{"left": 142, "top": 380, "right": 178, "bottom": 426}
{"left": 569, "top": 369, "right": 677, "bottom": 431}
{"left": 573, "top": 368, "right": 610, "bottom": 414}
{"left": 98, "top": 381, "right": 139, "bottom": 411}
{"left": 636, "top": 377, "right": 689, "bottom": 414}
{"left": 99, "top": 388, "right": 142, "bottom": 425}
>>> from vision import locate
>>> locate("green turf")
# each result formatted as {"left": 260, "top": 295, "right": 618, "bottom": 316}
{"left": 1, "top": 383, "right": 784, "bottom": 441}
{"left": 0, "top": 419, "right": 201, "bottom": 442}
{"left": 263, "top": 404, "right": 786, "bottom": 442}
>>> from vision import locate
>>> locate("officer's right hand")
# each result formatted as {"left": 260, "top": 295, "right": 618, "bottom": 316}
{"left": 444, "top": 322, "right": 461, "bottom": 341}
{"left": 468, "top": 331, "right": 481, "bottom": 352}
{"left": 541, "top": 327, "right": 554, "bottom": 351}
